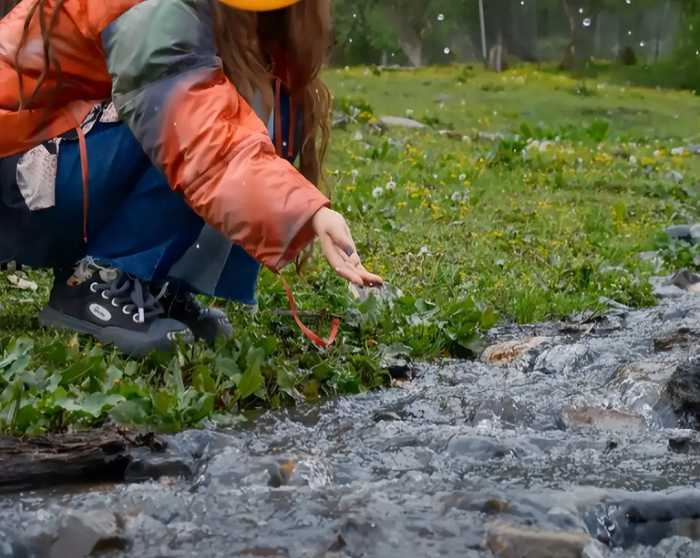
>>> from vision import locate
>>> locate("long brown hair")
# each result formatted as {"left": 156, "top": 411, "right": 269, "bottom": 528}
{"left": 212, "top": 0, "right": 332, "bottom": 190}
{"left": 13, "top": 0, "right": 67, "bottom": 110}
{"left": 12, "top": 0, "right": 332, "bottom": 190}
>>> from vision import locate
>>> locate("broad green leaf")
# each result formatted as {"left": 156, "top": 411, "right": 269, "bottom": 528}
{"left": 79, "top": 393, "right": 126, "bottom": 418}
{"left": 110, "top": 399, "right": 150, "bottom": 425}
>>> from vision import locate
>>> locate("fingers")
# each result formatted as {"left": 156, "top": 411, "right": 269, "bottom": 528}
{"left": 321, "top": 234, "right": 365, "bottom": 285}
{"left": 357, "top": 266, "right": 384, "bottom": 286}
{"left": 332, "top": 244, "right": 384, "bottom": 286}
{"left": 317, "top": 211, "right": 384, "bottom": 286}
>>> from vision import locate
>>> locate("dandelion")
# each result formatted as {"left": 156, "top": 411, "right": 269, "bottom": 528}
{"left": 372, "top": 187, "right": 384, "bottom": 198}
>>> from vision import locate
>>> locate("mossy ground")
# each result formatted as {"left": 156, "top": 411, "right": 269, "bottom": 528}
{"left": 2, "top": 64, "right": 699, "bottom": 434}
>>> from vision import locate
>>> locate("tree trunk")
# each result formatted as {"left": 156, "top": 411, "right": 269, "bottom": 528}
{"left": 399, "top": 36, "right": 423, "bottom": 67}
{"left": 560, "top": 0, "right": 597, "bottom": 69}
{"left": 488, "top": 32, "right": 505, "bottom": 72}
{"left": 561, "top": 0, "right": 578, "bottom": 69}
{"left": 380, "top": 6, "right": 425, "bottom": 67}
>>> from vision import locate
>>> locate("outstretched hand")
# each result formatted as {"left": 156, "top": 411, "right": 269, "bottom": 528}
{"left": 311, "top": 208, "right": 384, "bottom": 287}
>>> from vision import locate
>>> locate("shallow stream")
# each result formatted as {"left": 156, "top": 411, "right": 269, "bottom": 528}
{"left": 2, "top": 285, "right": 700, "bottom": 557}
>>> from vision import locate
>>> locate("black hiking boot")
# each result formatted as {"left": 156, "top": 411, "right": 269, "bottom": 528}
{"left": 159, "top": 286, "right": 233, "bottom": 344}
{"left": 39, "top": 262, "right": 193, "bottom": 357}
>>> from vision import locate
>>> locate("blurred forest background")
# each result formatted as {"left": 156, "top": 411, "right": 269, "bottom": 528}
{"left": 331, "top": 0, "right": 700, "bottom": 92}
{"left": 1, "top": 0, "right": 699, "bottom": 91}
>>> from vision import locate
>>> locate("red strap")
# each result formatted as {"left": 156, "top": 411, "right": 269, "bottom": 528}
{"left": 281, "top": 278, "right": 340, "bottom": 349}
{"left": 75, "top": 125, "right": 90, "bottom": 243}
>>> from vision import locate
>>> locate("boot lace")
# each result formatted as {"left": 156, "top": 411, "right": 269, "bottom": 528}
{"left": 89, "top": 270, "right": 163, "bottom": 324}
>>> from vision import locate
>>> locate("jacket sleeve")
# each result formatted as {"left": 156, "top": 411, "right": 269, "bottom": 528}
{"left": 100, "top": 0, "right": 329, "bottom": 272}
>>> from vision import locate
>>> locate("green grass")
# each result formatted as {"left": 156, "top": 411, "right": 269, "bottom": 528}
{"left": 2, "top": 64, "right": 700, "bottom": 434}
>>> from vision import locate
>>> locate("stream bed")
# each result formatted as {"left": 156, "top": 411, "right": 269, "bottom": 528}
{"left": 2, "top": 280, "right": 700, "bottom": 557}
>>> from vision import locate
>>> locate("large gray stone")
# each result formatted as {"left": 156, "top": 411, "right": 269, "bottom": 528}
{"left": 379, "top": 116, "right": 426, "bottom": 129}
{"left": 665, "top": 224, "right": 692, "bottom": 240}
{"left": 48, "top": 510, "right": 125, "bottom": 558}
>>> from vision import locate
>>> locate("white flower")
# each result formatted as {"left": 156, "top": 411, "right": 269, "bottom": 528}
{"left": 372, "top": 187, "right": 384, "bottom": 198}
{"left": 386, "top": 179, "right": 397, "bottom": 190}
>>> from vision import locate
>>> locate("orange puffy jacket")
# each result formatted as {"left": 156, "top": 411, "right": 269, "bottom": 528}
{"left": 0, "top": 0, "right": 329, "bottom": 272}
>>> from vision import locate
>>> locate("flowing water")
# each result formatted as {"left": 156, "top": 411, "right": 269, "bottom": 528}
{"left": 2, "top": 284, "right": 700, "bottom": 557}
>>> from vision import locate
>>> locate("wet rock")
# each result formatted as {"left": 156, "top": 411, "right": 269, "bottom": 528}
{"left": 652, "top": 282, "right": 688, "bottom": 299}
{"left": 471, "top": 397, "right": 535, "bottom": 427}
{"left": 562, "top": 310, "right": 624, "bottom": 335}
{"left": 48, "top": 510, "right": 126, "bottom": 558}
{"left": 690, "top": 224, "right": 700, "bottom": 244}
{"left": 667, "top": 431, "right": 700, "bottom": 454}
{"left": 671, "top": 270, "right": 700, "bottom": 293}
{"left": 654, "top": 327, "right": 700, "bottom": 352}
{"left": 586, "top": 492, "right": 700, "bottom": 548}
{"left": 379, "top": 116, "right": 426, "bottom": 129}
{"left": 266, "top": 456, "right": 333, "bottom": 489}
{"left": 329, "top": 517, "right": 384, "bottom": 556}
{"left": 122, "top": 430, "right": 221, "bottom": 482}
{"left": 448, "top": 436, "right": 518, "bottom": 461}
{"left": 611, "top": 360, "right": 676, "bottom": 418}
{"left": 373, "top": 411, "right": 402, "bottom": 422}
{"left": 561, "top": 406, "right": 645, "bottom": 433}
{"left": 481, "top": 337, "right": 548, "bottom": 365}
{"left": 0, "top": 530, "right": 31, "bottom": 558}
{"left": 124, "top": 452, "right": 195, "bottom": 482}
{"left": 534, "top": 343, "right": 594, "bottom": 376}
{"left": 485, "top": 522, "right": 593, "bottom": 557}
{"left": 666, "top": 225, "right": 692, "bottom": 241}
{"left": 666, "top": 357, "right": 700, "bottom": 418}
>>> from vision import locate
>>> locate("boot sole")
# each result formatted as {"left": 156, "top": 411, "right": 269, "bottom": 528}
{"left": 39, "top": 307, "right": 193, "bottom": 358}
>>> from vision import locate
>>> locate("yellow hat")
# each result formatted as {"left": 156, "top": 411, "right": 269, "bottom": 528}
{"left": 218, "top": 0, "right": 301, "bottom": 11}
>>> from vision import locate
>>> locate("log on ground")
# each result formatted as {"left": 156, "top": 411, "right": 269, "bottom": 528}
{"left": 0, "top": 429, "right": 165, "bottom": 493}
